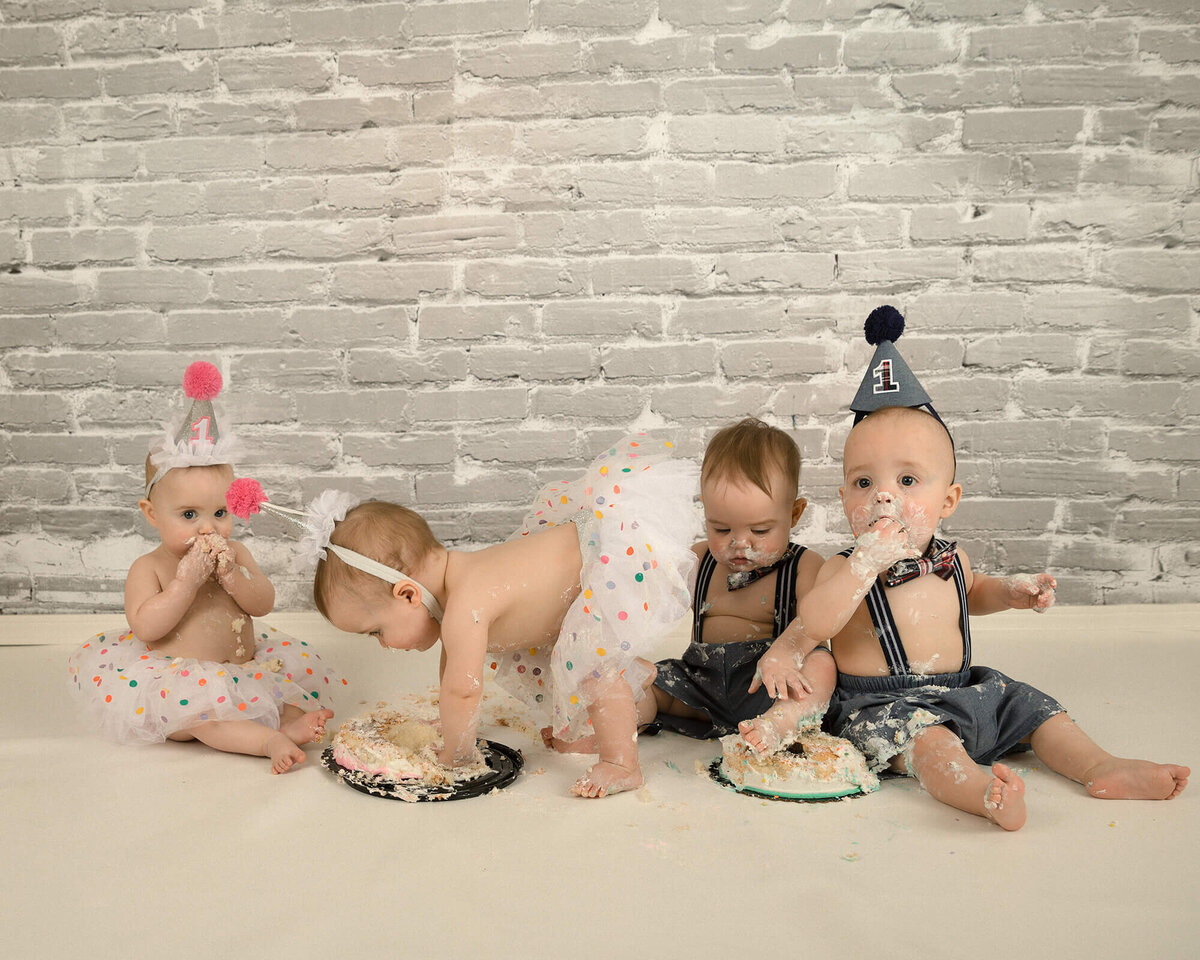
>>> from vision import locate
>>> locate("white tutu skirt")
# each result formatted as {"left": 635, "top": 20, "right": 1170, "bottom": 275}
{"left": 66, "top": 624, "right": 345, "bottom": 744}
{"left": 490, "top": 435, "right": 699, "bottom": 741}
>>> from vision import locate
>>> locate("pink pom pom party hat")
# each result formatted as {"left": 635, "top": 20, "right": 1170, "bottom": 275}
{"left": 145, "top": 360, "right": 241, "bottom": 497}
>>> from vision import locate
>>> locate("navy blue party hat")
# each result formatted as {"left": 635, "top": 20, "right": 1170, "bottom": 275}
{"left": 850, "top": 305, "right": 941, "bottom": 425}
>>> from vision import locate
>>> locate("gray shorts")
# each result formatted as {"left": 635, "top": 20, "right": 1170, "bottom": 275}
{"left": 824, "top": 665, "right": 1065, "bottom": 771}
{"left": 654, "top": 639, "right": 833, "bottom": 740}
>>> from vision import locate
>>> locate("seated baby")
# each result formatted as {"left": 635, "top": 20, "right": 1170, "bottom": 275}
{"left": 67, "top": 362, "right": 341, "bottom": 773}
{"left": 641, "top": 418, "right": 836, "bottom": 750}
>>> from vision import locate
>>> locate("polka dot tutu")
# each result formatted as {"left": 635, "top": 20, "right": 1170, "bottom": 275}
{"left": 67, "top": 625, "right": 345, "bottom": 744}
{"left": 491, "top": 435, "right": 699, "bottom": 741}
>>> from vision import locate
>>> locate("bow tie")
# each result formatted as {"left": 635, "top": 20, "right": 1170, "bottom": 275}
{"left": 726, "top": 543, "right": 803, "bottom": 591}
{"left": 883, "top": 540, "right": 958, "bottom": 588}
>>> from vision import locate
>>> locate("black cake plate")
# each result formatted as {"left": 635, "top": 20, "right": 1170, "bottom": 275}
{"left": 322, "top": 739, "right": 523, "bottom": 802}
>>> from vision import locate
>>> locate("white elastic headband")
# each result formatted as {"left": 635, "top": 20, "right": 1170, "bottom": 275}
{"left": 250, "top": 495, "right": 444, "bottom": 623}
{"left": 146, "top": 435, "right": 240, "bottom": 498}
{"left": 327, "top": 543, "right": 445, "bottom": 623}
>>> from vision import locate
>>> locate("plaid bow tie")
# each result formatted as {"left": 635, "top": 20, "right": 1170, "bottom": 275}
{"left": 883, "top": 540, "right": 957, "bottom": 588}
{"left": 726, "top": 543, "right": 804, "bottom": 591}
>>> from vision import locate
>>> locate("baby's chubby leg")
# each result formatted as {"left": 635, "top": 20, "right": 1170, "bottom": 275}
{"left": 172, "top": 719, "right": 305, "bottom": 774}
{"left": 898, "top": 724, "right": 1027, "bottom": 831}
{"left": 171, "top": 704, "right": 334, "bottom": 774}
{"left": 542, "top": 659, "right": 704, "bottom": 753}
{"left": 570, "top": 673, "right": 644, "bottom": 799}
{"left": 739, "top": 649, "right": 836, "bottom": 754}
{"left": 1028, "top": 713, "right": 1189, "bottom": 800}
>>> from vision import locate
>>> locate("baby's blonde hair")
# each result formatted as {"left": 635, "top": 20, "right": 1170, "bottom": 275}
{"left": 313, "top": 500, "right": 441, "bottom": 616}
{"left": 142, "top": 455, "right": 231, "bottom": 500}
{"left": 701, "top": 418, "right": 801, "bottom": 501}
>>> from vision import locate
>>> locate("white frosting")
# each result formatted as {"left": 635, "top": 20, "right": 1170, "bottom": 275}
{"left": 721, "top": 729, "right": 879, "bottom": 796}
{"left": 331, "top": 708, "right": 487, "bottom": 784}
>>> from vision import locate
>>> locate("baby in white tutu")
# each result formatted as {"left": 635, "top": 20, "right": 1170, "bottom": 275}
{"left": 309, "top": 435, "right": 698, "bottom": 798}
{"left": 67, "top": 362, "right": 341, "bottom": 773}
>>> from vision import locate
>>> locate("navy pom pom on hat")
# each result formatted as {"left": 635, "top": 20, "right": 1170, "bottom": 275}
{"left": 850, "top": 305, "right": 941, "bottom": 424}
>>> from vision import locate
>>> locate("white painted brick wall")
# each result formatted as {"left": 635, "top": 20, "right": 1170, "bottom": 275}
{"left": 1, "top": 0, "right": 1198, "bottom": 612}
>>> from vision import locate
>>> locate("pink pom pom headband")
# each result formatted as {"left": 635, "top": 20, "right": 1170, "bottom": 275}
{"left": 225, "top": 479, "right": 444, "bottom": 623}
{"left": 146, "top": 360, "right": 240, "bottom": 497}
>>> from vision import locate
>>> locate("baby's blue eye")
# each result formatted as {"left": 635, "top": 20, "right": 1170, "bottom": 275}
{"left": 855, "top": 478, "right": 871, "bottom": 489}
{"left": 182, "top": 510, "right": 197, "bottom": 520}
{"left": 215, "top": 508, "right": 227, "bottom": 518}
{"left": 900, "top": 475, "right": 916, "bottom": 486}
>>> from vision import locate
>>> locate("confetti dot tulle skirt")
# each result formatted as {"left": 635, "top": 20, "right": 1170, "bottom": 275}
{"left": 66, "top": 625, "right": 345, "bottom": 744}
{"left": 492, "top": 435, "right": 700, "bottom": 741}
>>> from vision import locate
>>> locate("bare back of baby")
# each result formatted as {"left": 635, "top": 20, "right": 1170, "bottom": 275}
{"left": 454, "top": 523, "right": 585, "bottom": 653}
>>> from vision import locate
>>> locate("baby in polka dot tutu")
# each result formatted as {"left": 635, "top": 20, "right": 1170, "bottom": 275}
{"left": 67, "top": 362, "right": 342, "bottom": 773}
{"left": 312, "top": 435, "right": 699, "bottom": 798}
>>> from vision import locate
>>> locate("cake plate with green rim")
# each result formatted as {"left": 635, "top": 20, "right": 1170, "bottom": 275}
{"left": 708, "top": 757, "right": 873, "bottom": 802}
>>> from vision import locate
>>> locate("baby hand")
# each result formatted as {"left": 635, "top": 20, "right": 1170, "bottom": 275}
{"left": 436, "top": 744, "right": 464, "bottom": 769}
{"left": 749, "top": 644, "right": 813, "bottom": 701}
{"left": 210, "top": 538, "right": 239, "bottom": 587}
{"left": 175, "top": 538, "right": 217, "bottom": 586}
{"left": 851, "top": 521, "right": 920, "bottom": 578}
{"left": 1004, "top": 573, "right": 1056, "bottom": 613}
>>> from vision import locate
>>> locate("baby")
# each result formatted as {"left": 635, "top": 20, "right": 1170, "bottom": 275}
{"left": 306, "top": 435, "right": 698, "bottom": 798}
{"left": 641, "top": 418, "right": 836, "bottom": 751}
{"left": 67, "top": 362, "right": 339, "bottom": 773}
{"left": 795, "top": 309, "right": 1189, "bottom": 829}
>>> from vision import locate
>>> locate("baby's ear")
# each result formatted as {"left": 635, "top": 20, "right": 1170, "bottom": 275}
{"left": 791, "top": 497, "right": 808, "bottom": 526}
{"left": 392, "top": 580, "right": 420, "bottom": 605}
{"left": 941, "top": 482, "right": 963, "bottom": 518}
{"left": 138, "top": 498, "right": 157, "bottom": 527}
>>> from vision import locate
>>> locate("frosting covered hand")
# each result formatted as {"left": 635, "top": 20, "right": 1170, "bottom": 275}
{"left": 1002, "top": 573, "right": 1056, "bottom": 613}
{"left": 176, "top": 538, "right": 217, "bottom": 586}
{"left": 749, "top": 642, "right": 813, "bottom": 701}
{"left": 850, "top": 520, "right": 921, "bottom": 579}
{"left": 208, "top": 536, "right": 239, "bottom": 588}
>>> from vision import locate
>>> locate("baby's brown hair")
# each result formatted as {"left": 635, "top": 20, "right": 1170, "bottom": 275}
{"left": 313, "top": 500, "right": 442, "bottom": 617}
{"left": 701, "top": 418, "right": 801, "bottom": 501}
{"left": 852, "top": 405, "right": 957, "bottom": 482}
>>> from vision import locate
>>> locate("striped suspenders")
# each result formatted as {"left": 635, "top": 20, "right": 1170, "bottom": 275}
{"left": 691, "top": 544, "right": 808, "bottom": 644}
{"left": 691, "top": 551, "right": 718, "bottom": 644}
{"left": 838, "top": 537, "right": 971, "bottom": 676}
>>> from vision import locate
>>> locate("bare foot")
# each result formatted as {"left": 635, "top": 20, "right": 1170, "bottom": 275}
{"left": 737, "top": 698, "right": 823, "bottom": 755}
{"left": 738, "top": 716, "right": 786, "bottom": 755}
{"left": 540, "top": 725, "right": 598, "bottom": 754}
{"left": 982, "top": 763, "right": 1026, "bottom": 831}
{"left": 265, "top": 733, "right": 306, "bottom": 774}
{"left": 1084, "top": 759, "right": 1190, "bottom": 800}
{"left": 570, "top": 761, "right": 643, "bottom": 798}
{"left": 280, "top": 707, "right": 334, "bottom": 745}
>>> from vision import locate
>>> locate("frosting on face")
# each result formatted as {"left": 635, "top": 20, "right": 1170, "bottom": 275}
{"left": 840, "top": 408, "right": 959, "bottom": 572}
{"left": 849, "top": 493, "right": 935, "bottom": 552}
{"left": 702, "top": 469, "right": 799, "bottom": 575}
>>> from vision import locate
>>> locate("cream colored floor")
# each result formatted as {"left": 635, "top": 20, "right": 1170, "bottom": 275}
{"left": 2, "top": 606, "right": 1197, "bottom": 960}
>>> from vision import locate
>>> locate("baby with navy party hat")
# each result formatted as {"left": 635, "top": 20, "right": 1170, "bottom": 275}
{"left": 67, "top": 361, "right": 343, "bottom": 773}
{"left": 790, "top": 307, "right": 1188, "bottom": 829}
